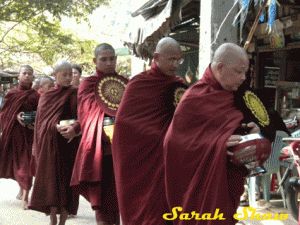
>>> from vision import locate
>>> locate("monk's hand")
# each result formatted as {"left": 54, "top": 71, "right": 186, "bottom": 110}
{"left": 227, "top": 135, "right": 242, "bottom": 148}
{"left": 17, "top": 112, "right": 25, "bottom": 127}
{"left": 245, "top": 122, "right": 260, "bottom": 134}
{"left": 56, "top": 124, "right": 67, "bottom": 133}
{"left": 58, "top": 125, "right": 76, "bottom": 143}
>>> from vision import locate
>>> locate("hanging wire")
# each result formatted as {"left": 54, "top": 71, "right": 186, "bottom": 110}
{"left": 211, "top": 0, "right": 239, "bottom": 45}
{"left": 211, "top": 0, "right": 281, "bottom": 47}
{"left": 233, "top": 0, "right": 253, "bottom": 26}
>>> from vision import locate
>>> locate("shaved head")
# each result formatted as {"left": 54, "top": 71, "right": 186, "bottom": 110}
{"left": 153, "top": 37, "right": 183, "bottom": 76}
{"left": 211, "top": 43, "right": 249, "bottom": 92}
{"left": 53, "top": 60, "right": 73, "bottom": 87}
{"left": 53, "top": 60, "right": 72, "bottom": 73}
{"left": 32, "top": 79, "right": 40, "bottom": 91}
{"left": 41, "top": 77, "right": 54, "bottom": 86}
{"left": 212, "top": 43, "right": 248, "bottom": 67}
{"left": 95, "top": 43, "right": 115, "bottom": 58}
{"left": 155, "top": 37, "right": 181, "bottom": 54}
{"left": 20, "top": 65, "right": 34, "bottom": 73}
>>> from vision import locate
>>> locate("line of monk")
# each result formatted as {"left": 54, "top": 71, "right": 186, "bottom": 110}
{"left": 0, "top": 39, "right": 289, "bottom": 225}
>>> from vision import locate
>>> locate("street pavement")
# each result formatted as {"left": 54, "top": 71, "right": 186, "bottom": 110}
{"left": 236, "top": 192, "right": 298, "bottom": 225}
{"left": 1, "top": 178, "right": 298, "bottom": 225}
{"left": 0, "top": 179, "right": 97, "bottom": 225}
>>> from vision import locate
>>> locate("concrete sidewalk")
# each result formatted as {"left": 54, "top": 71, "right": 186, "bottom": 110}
{"left": 0, "top": 179, "right": 96, "bottom": 225}
{"left": 1, "top": 178, "right": 297, "bottom": 224}
{"left": 236, "top": 192, "right": 298, "bottom": 225}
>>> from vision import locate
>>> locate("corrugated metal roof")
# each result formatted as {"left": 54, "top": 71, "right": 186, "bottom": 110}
{"left": 125, "top": 0, "right": 200, "bottom": 61}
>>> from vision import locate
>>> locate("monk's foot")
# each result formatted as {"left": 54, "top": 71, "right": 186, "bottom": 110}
{"left": 16, "top": 188, "right": 23, "bottom": 200}
{"left": 22, "top": 200, "right": 29, "bottom": 210}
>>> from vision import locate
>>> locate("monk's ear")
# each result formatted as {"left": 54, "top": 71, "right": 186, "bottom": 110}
{"left": 216, "top": 62, "right": 224, "bottom": 71}
{"left": 153, "top": 52, "right": 159, "bottom": 62}
{"left": 93, "top": 57, "right": 97, "bottom": 65}
{"left": 53, "top": 72, "right": 57, "bottom": 79}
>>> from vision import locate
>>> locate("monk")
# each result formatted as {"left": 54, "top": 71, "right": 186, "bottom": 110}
{"left": 112, "top": 37, "right": 186, "bottom": 225}
{"left": 70, "top": 43, "right": 122, "bottom": 225}
{"left": 163, "top": 43, "right": 263, "bottom": 225}
{"left": 0, "top": 65, "right": 39, "bottom": 209}
{"left": 32, "top": 79, "right": 41, "bottom": 91}
{"left": 38, "top": 77, "right": 55, "bottom": 95}
{"left": 28, "top": 60, "right": 81, "bottom": 225}
{"left": 71, "top": 64, "right": 82, "bottom": 87}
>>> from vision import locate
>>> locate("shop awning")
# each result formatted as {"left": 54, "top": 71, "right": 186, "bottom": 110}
{"left": 0, "top": 71, "right": 18, "bottom": 84}
{"left": 125, "top": 0, "right": 200, "bottom": 61}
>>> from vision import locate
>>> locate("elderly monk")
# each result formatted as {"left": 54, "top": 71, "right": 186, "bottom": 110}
{"left": 112, "top": 37, "right": 186, "bottom": 225}
{"left": 163, "top": 43, "right": 265, "bottom": 225}
{"left": 38, "top": 77, "right": 55, "bottom": 95}
{"left": 28, "top": 60, "right": 81, "bottom": 225}
{"left": 70, "top": 43, "right": 123, "bottom": 225}
{"left": 0, "top": 65, "right": 39, "bottom": 210}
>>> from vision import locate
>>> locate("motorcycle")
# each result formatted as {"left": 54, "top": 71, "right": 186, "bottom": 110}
{"left": 284, "top": 116, "right": 300, "bottom": 134}
{"left": 279, "top": 139, "right": 300, "bottom": 222}
{"left": 276, "top": 115, "right": 300, "bottom": 222}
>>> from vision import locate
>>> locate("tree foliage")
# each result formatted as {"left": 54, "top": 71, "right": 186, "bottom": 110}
{"left": 0, "top": 0, "right": 108, "bottom": 71}
{"left": 116, "top": 56, "right": 131, "bottom": 77}
{"left": 0, "top": 0, "right": 108, "bottom": 23}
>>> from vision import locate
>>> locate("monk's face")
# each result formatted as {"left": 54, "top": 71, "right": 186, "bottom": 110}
{"left": 154, "top": 46, "right": 183, "bottom": 76}
{"left": 54, "top": 66, "right": 73, "bottom": 87}
{"left": 72, "top": 68, "right": 81, "bottom": 81}
{"left": 217, "top": 57, "right": 249, "bottom": 92}
{"left": 41, "top": 80, "right": 54, "bottom": 92}
{"left": 18, "top": 68, "right": 34, "bottom": 86}
{"left": 32, "top": 80, "right": 40, "bottom": 91}
{"left": 93, "top": 50, "right": 117, "bottom": 74}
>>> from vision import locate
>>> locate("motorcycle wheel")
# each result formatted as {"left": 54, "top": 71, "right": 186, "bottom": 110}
{"left": 286, "top": 177, "right": 300, "bottom": 221}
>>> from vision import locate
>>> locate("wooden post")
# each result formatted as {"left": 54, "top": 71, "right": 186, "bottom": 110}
{"left": 244, "top": 0, "right": 268, "bottom": 51}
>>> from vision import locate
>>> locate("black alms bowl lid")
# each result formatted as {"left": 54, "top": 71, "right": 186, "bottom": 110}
{"left": 234, "top": 86, "right": 276, "bottom": 142}
{"left": 166, "top": 82, "right": 188, "bottom": 109}
{"left": 95, "top": 75, "right": 128, "bottom": 117}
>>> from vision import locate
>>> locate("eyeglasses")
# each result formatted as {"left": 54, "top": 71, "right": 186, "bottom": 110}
{"left": 170, "top": 58, "right": 184, "bottom": 65}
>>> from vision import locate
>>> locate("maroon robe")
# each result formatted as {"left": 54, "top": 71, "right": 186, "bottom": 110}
{"left": 28, "top": 83, "right": 81, "bottom": 215}
{"left": 70, "top": 69, "right": 121, "bottom": 223}
{"left": 163, "top": 66, "right": 248, "bottom": 225}
{"left": 0, "top": 84, "right": 39, "bottom": 190}
{"left": 112, "top": 62, "right": 185, "bottom": 225}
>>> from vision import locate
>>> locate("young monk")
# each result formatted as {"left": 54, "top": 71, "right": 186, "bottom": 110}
{"left": 70, "top": 43, "right": 122, "bottom": 225}
{"left": 71, "top": 64, "right": 82, "bottom": 87}
{"left": 0, "top": 65, "right": 39, "bottom": 210}
{"left": 38, "top": 77, "right": 55, "bottom": 95}
{"left": 28, "top": 60, "right": 81, "bottom": 225}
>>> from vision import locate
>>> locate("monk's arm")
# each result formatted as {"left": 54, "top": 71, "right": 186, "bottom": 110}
{"left": 70, "top": 89, "right": 81, "bottom": 135}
